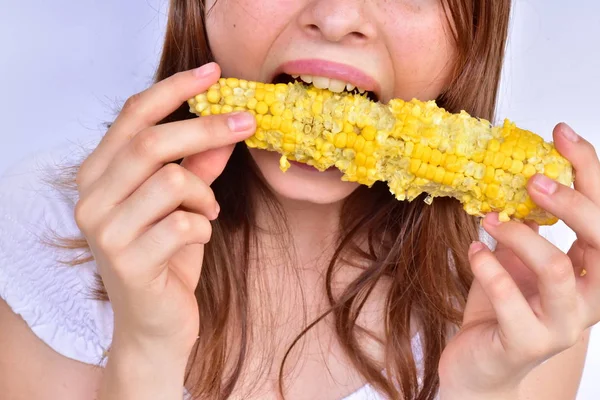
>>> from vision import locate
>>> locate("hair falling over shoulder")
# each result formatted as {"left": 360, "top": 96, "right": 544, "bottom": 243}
{"left": 42, "top": 1, "right": 512, "bottom": 398}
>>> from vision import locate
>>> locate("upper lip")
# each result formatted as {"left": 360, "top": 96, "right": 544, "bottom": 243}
{"left": 270, "top": 59, "right": 382, "bottom": 101}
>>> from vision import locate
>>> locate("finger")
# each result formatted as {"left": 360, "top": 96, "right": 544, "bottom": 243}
{"left": 552, "top": 123, "right": 600, "bottom": 204}
{"left": 526, "top": 173, "right": 600, "bottom": 250}
{"left": 77, "top": 62, "right": 221, "bottom": 194}
{"left": 180, "top": 144, "right": 236, "bottom": 185}
{"left": 567, "top": 239, "right": 587, "bottom": 278}
{"left": 82, "top": 112, "right": 255, "bottom": 213}
{"left": 462, "top": 277, "right": 494, "bottom": 325}
{"left": 117, "top": 210, "right": 212, "bottom": 284}
{"left": 494, "top": 219, "right": 538, "bottom": 254}
{"left": 467, "top": 241, "right": 543, "bottom": 345}
{"left": 97, "top": 163, "right": 218, "bottom": 249}
{"left": 482, "top": 213, "right": 580, "bottom": 327}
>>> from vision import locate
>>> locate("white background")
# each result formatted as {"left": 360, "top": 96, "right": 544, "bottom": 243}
{"left": 0, "top": 0, "right": 599, "bottom": 398}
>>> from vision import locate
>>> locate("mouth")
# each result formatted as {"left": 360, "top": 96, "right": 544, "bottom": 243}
{"left": 269, "top": 59, "right": 382, "bottom": 102}
{"left": 272, "top": 73, "right": 380, "bottom": 102}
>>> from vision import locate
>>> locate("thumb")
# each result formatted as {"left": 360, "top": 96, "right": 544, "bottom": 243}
{"left": 180, "top": 144, "right": 236, "bottom": 185}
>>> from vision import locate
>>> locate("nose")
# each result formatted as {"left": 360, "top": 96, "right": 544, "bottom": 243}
{"left": 298, "top": 0, "right": 377, "bottom": 43}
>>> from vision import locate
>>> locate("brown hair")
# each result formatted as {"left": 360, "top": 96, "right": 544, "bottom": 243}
{"left": 43, "top": 0, "right": 512, "bottom": 399}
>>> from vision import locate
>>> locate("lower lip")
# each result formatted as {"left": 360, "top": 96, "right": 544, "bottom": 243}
{"left": 289, "top": 160, "right": 335, "bottom": 172}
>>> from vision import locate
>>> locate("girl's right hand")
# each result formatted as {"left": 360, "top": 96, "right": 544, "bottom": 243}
{"left": 74, "top": 62, "right": 256, "bottom": 358}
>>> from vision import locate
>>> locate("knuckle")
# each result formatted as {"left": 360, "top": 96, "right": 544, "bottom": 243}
{"left": 487, "top": 274, "right": 516, "bottom": 301}
{"left": 558, "top": 327, "right": 582, "bottom": 349}
{"left": 74, "top": 200, "right": 90, "bottom": 231}
{"left": 122, "top": 92, "right": 144, "bottom": 115}
{"left": 201, "top": 113, "right": 222, "bottom": 136}
{"left": 524, "top": 338, "right": 551, "bottom": 360}
{"left": 131, "top": 128, "right": 162, "bottom": 159}
{"left": 95, "top": 220, "right": 121, "bottom": 252}
{"left": 169, "top": 210, "right": 192, "bottom": 234}
{"left": 160, "top": 163, "right": 187, "bottom": 192}
{"left": 197, "top": 217, "right": 213, "bottom": 244}
{"left": 545, "top": 253, "right": 573, "bottom": 283}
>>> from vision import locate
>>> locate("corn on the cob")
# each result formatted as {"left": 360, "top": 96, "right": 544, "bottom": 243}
{"left": 187, "top": 78, "right": 573, "bottom": 225}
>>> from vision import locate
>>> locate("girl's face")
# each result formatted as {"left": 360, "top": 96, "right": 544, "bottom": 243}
{"left": 205, "top": 0, "right": 456, "bottom": 205}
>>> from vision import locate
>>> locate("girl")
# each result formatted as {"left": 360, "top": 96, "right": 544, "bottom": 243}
{"left": 0, "top": 0, "right": 597, "bottom": 399}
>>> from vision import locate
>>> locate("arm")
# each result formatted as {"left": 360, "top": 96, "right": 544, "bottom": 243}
{"left": 518, "top": 328, "right": 590, "bottom": 400}
{"left": 0, "top": 298, "right": 103, "bottom": 400}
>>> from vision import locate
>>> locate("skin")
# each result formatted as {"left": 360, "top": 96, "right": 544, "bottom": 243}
{"left": 0, "top": 0, "right": 594, "bottom": 399}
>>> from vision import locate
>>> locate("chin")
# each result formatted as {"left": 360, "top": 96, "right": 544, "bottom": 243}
{"left": 248, "top": 148, "right": 360, "bottom": 205}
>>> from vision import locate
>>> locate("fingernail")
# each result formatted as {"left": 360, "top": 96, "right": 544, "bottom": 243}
{"left": 214, "top": 203, "right": 220, "bottom": 218}
{"left": 560, "top": 123, "right": 579, "bottom": 142}
{"left": 486, "top": 212, "right": 502, "bottom": 226}
{"left": 193, "top": 62, "right": 217, "bottom": 78}
{"left": 227, "top": 112, "right": 255, "bottom": 132}
{"left": 532, "top": 174, "right": 558, "bottom": 195}
{"left": 469, "top": 241, "right": 486, "bottom": 256}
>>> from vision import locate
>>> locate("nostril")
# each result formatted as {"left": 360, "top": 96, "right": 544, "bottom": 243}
{"left": 351, "top": 31, "right": 367, "bottom": 41}
{"left": 307, "top": 24, "right": 320, "bottom": 34}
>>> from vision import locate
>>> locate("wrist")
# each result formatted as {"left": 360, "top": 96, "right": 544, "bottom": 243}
{"left": 99, "top": 336, "right": 193, "bottom": 400}
{"left": 111, "top": 327, "right": 196, "bottom": 363}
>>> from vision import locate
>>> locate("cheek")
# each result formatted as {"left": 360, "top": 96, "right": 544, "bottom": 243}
{"left": 205, "top": 0, "right": 296, "bottom": 80}
{"left": 388, "top": 7, "right": 457, "bottom": 99}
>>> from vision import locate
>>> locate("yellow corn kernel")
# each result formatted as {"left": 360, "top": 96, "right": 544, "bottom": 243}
{"left": 256, "top": 101, "right": 269, "bottom": 115}
{"left": 346, "top": 132, "right": 357, "bottom": 148}
{"left": 487, "top": 139, "right": 501, "bottom": 152}
{"left": 522, "top": 164, "right": 537, "bottom": 178}
{"left": 366, "top": 156, "right": 377, "bottom": 169}
{"left": 422, "top": 146, "right": 432, "bottom": 164}
{"left": 362, "top": 126, "right": 377, "bottom": 141}
{"left": 334, "top": 133, "right": 347, "bottom": 149}
{"left": 363, "top": 141, "right": 375, "bottom": 156}
{"left": 207, "top": 89, "right": 221, "bottom": 103}
{"left": 270, "top": 102, "right": 285, "bottom": 116}
{"left": 442, "top": 171, "right": 455, "bottom": 186}
{"left": 544, "top": 164, "right": 560, "bottom": 180}
{"left": 433, "top": 167, "right": 445, "bottom": 183}
{"left": 354, "top": 136, "right": 366, "bottom": 152}
{"left": 355, "top": 153, "right": 367, "bottom": 166}
{"left": 404, "top": 141, "right": 415, "bottom": 156}
{"left": 410, "top": 159, "right": 421, "bottom": 175}
{"left": 189, "top": 78, "right": 573, "bottom": 225}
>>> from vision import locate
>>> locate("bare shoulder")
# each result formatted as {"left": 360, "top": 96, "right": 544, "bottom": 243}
{"left": 0, "top": 298, "right": 103, "bottom": 400}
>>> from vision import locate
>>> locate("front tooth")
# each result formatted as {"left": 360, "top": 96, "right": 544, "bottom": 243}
{"left": 312, "top": 76, "right": 331, "bottom": 90}
{"left": 358, "top": 87, "right": 366, "bottom": 94}
{"left": 291, "top": 74, "right": 299, "bottom": 79}
{"left": 345, "top": 83, "right": 356, "bottom": 92}
{"left": 328, "top": 79, "right": 346, "bottom": 93}
{"left": 300, "top": 75, "right": 313, "bottom": 84}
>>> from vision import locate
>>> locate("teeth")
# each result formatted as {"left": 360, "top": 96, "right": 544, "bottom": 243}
{"left": 291, "top": 74, "right": 299, "bottom": 79}
{"left": 312, "top": 76, "right": 330, "bottom": 89}
{"left": 328, "top": 79, "right": 346, "bottom": 93}
{"left": 296, "top": 74, "right": 367, "bottom": 94}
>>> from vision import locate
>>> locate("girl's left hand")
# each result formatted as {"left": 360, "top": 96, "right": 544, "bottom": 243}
{"left": 438, "top": 123, "right": 600, "bottom": 398}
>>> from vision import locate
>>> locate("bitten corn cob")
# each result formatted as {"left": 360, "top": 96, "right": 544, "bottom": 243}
{"left": 187, "top": 78, "right": 573, "bottom": 225}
